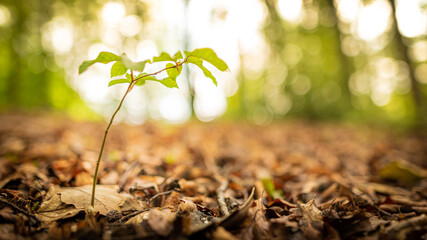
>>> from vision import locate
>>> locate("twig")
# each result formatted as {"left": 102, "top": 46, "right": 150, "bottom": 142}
{"left": 216, "top": 179, "right": 230, "bottom": 216}
{"left": 149, "top": 188, "right": 181, "bottom": 203}
{"left": 385, "top": 214, "right": 427, "bottom": 233}
{"left": 0, "top": 198, "right": 39, "bottom": 225}
{"left": 118, "top": 209, "right": 150, "bottom": 223}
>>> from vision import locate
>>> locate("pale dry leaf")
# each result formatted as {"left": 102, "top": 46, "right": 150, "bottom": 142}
{"left": 298, "top": 198, "right": 324, "bottom": 239}
{"left": 125, "top": 210, "right": 150, "bottom": 224}
{"left": 299, "top": 198, "right": 323, "bottom": 222}
{"left": 147, "top": 208, "right": 177, "bottom": 237}
{"left": 36, "top": 188, "right": 81, "bottom": 222}
{"left": 60, "top": 185, "right": 141, "bottom": 215}
{"left": 37, "top": 185, "right": 142, "bottom": 220}
{"left": 212, "top": 226, "right": 238, "bottom": 240}
{"left": 247, "top": 198, "right": 270, "bottom": 239}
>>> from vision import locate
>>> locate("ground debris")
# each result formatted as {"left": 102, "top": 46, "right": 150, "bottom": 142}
{"left": 0, "top": 114, "right": 426, "bottom": 239}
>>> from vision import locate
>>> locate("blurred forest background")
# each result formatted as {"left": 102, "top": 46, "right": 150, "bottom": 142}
{"left": 1, "top": 0, "right": 427, "bottom": 128}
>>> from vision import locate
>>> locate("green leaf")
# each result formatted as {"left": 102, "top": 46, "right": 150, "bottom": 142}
{"left": 187, "top": 57, "right": 217, "bottom": 86}
{"left": 120, "top": 54, "right": 150, "bottom": 72}
{"left": 185, "top": 48, "right": 228, "bottom": 71}
{"left": 157, "top": 77, "right": 178, "bottom": 88}
{"left": 142, "top": 75, "right": 178, "bottom": 88}
{"left": 137, "top": 73, "right": 155, "bottom": 80}
{"left": 79, "top": 60, "right": 95, "bottom": 74}
{"left": 109, "top": 73, "right": 132, "bottom": 87}
{"left": 79, "top": 51, "right": 121, "bottom": 74}
{"left": 379, "top": 160, "right": 425, "bottom": 184}
{"left": 172, "top": 51, "right": 183, "bottom": 61}
{"left": 261, "top": 178, "right": 283, "bottom": 200}
{"left": 152, "top": 52, "right": 174, "bottom": 63}
{"left": 166, "top": 63, "right": 181, "bottom": 80}
{"left": 135, "top": 73, "right": 152, "bottom": 86}
{"left": 108, "top": 79, "right": 131, "bottom": 87}
{"left": 135, "top": 74, "right": 177, "bottom": 88}
{"left": 110, "top": 61, "right": 128, "bottom": 77}
{"left": 135, "top": 79, "right": 146, "bottom": 86}
{"left": 95, "top": 52, "right": 120, "bottom": 63}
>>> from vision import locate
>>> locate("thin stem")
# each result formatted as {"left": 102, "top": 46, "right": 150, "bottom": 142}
{"left": 90, "top": 60, "right": 184, "bottom": 207}
{"left": 91, "top": 75, "right": 136, "bottom": 207}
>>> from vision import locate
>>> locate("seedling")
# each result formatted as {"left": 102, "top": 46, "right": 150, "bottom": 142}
{"left": 79, "top": 48, "right": 228, "bottom": 207}
{"left": 262, "top": 177, "right": 283, "bottom": 200}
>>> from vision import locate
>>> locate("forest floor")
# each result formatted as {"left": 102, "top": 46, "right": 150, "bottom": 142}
{"left": 0, "top": 114, "right": 426, "bottom": 240}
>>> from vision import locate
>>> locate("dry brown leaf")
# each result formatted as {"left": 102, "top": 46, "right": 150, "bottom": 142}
{"left": 147, "top": 209, "right": 177, "bottom": 237}
{"left": 212, "top": 226, "right": 238, "bottom": 240}
{"left": 37, "top": 185, "right": 142, "bottom": 220}
{"left": 299, "top": 198, "right": 323, "bottom": 222}
{"left": 36, "top": 188, "right": 82, "bottom": 222}
{"left": 247, "top": 199, "right": 270, "bottom": 239}
{"left": 60, "top": 185, "right": 142, "bottom": 215}
{"left": 74, "top": 172, "right": 93, "bottom": 186}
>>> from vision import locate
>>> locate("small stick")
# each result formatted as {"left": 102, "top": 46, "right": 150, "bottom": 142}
{"left": 149, "top": 188, "right": 181, "bottom": 203}
{"left": 0, "top": 198, "right": 40, "bottom": 225}
{"left": 216, "top": 179, "right": 230, "bottom": 216}
{"left": 385, "top": 214, "right": 427, "bottom": 233}
{"left": 118, "top": 209, "right": 150, "bottom": 223}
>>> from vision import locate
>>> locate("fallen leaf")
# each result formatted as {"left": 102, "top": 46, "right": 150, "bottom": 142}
{"left": 247, "top": 199, "right": 270, "bottom": 239}
{"left": 220, "top": 187, "right": 255, "bottom": 230}
{"left": 299, "top": 198, "right": 323, "bottom": 222}
{"left": 379, "top": 160, "right": 426, "bottom": 184}
{"left": 36, "top": 185, "right": 142, "bottom": 220}
{"left": 212, "top": 226, "right": 238, "bottom": 240}
{"left": 74, "top": 172, "right": 93, "bottom": 186}
{"left": 60, "top": 185, "right": 142, "bottom": 215}
{"left": 36, "top": 188, "right": 81, "bottom": 222}
{"left": 147, "top": 208, "right": 177, "bottom": 237}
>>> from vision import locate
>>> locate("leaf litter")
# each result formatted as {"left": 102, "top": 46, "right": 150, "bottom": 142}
{"left": 0, "top": 114, "right": 426, "bottom": 239}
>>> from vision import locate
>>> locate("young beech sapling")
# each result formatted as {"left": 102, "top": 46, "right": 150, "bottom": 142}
{"left": 78, "top": 48, "right": 229, "bottom": 207}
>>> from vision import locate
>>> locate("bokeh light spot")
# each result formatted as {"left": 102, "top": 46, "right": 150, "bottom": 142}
{"left": 0, "top": 5, "right": 11, "bottom": 27}
{"left": 277, "top": 0, "right": 302, "bottom": 23}
{"left": 101, "top": 2, "right": 126, "bottom": 25}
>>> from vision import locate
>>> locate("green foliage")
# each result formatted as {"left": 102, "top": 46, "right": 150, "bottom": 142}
{"left": 262, "top": 178, "right": 283, "bottom": 200}
{"left": 152, "top": 77, "right": 179, "bottom": 88}
{"left": 152, "top": 52, "right": 174, "bottom": 62}
{"left": 108, "top": 79, "right": 131, "bottom": 87}
{"left": 120, "top": 55, "right": 150, "bottom": 72}
{"left": 379, "top": 161, "right": 425, "bottom": 184}
{"left": 187, "top": 57, "right": 217, "bottom": 86}
{"left": 185, "top": 48, "right": 229, "bottom": 71}
{"left": 110, "top": 61, "right": 128, "bottom": 78}
{"left": 79, "top": 48, "right": 228, "bottom": 88}
{"left": 79, "top": 52, "right": 121, "bottom": 74}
